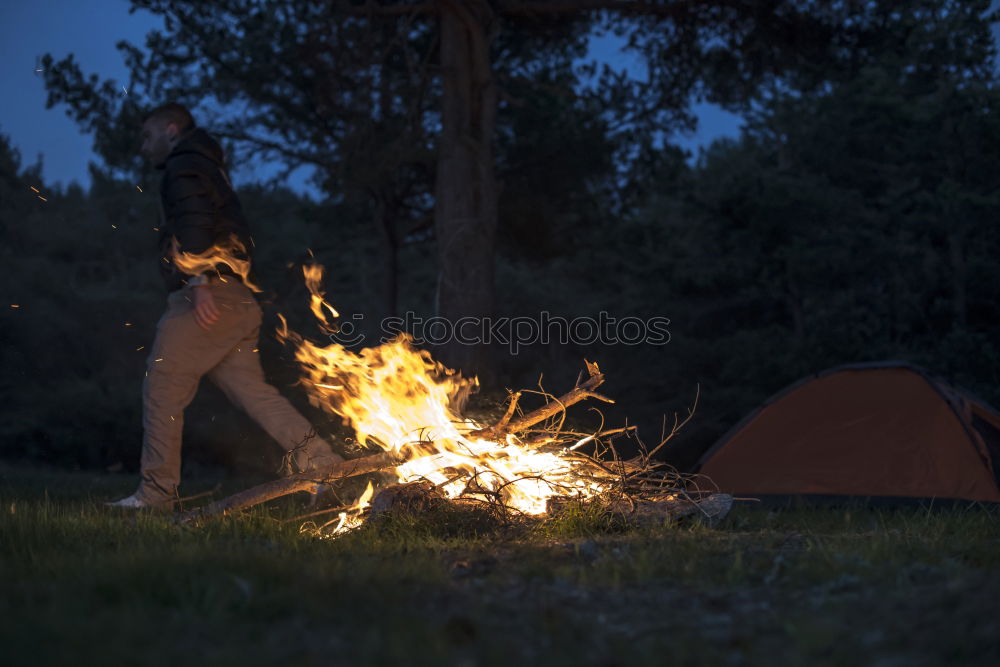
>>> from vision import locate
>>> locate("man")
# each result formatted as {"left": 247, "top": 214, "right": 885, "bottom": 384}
{"left": 108, "top": 103, "right": 343, "bottom": 509}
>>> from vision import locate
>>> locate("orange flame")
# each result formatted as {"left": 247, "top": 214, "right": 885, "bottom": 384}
{"left": 326, "top": 480, "right": 376, "bottom": 533}
{"left": 303, "top": 264, "right": 339, "bottom": 332}
{"left": 169, "top": 235, "right": 261, "bottom": 292}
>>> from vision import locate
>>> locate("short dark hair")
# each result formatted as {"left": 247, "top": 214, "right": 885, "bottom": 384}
{"left": 144, "top": 103, "right": 195, "bottom": 131}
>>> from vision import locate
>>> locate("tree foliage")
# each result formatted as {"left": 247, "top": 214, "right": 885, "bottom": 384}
{"left": 605, "top": 0, "right": 1000, "bottom": 466}
{"left": 40, "top": 0, "right": 883, "bottom": 377}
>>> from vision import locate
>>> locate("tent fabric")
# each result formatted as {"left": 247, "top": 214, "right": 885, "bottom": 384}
{"left": 697, "top": 363, "right": 1000, "bottom": 502}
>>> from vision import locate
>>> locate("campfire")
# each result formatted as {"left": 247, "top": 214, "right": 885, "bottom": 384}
{"left": 181, "top": 263, "right": 731, "bottom": 533}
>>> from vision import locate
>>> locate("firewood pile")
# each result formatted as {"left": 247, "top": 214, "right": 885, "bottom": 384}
{"left": 179, "top": 361, "right": 732, "bottom": 534}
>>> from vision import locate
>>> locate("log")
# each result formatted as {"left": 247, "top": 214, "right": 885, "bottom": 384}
{"left": 546, "top": 493, "right": 733, "bottom": 528}
{"left": 608, "top": 494, "right": 734, "bottom": 527}
{"left": 178, "top": 450, "right": 408, "bottom": 522}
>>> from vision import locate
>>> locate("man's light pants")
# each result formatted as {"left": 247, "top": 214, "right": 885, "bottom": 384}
{"left": 136, "top": 278, "right": 341, "bottom": 508}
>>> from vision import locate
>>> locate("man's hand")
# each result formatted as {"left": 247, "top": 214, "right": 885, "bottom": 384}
{"left": 192, "top": 285, "right": 220, "bottom": 330}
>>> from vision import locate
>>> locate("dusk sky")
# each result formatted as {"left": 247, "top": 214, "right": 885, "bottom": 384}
{"left": 16, "top": 1, "right": 970, "bottom": 196}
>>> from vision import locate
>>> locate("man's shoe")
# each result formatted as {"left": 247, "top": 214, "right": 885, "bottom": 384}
{"left": 105, "top": 494, "right": 151, "bottom": 509}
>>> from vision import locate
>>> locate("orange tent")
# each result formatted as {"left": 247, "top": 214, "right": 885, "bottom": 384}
{"left": 697, "top": 362, "right": 1000, "bottom": 502}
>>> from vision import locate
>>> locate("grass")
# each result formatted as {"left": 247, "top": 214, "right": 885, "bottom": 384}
{"left": 2, "top": 464, "right": 999, "bottom": 666}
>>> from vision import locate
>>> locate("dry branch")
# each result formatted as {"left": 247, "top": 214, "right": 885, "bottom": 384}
{"left": 493, "top": 390, "right": 522, "bottom": 432}
{"left": 176, "top": 362, "right": 707, "bottom": 532}
{"left": 469, "top": 365, "right": 608, "bottom": 441}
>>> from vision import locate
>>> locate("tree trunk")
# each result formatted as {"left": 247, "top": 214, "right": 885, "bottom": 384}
{"left": 434, "top": 0, "right": 499, "bottom": 382}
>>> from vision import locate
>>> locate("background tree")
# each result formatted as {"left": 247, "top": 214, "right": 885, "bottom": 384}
{"left": 42, "top": 0, "right": 882, "bottom": 380}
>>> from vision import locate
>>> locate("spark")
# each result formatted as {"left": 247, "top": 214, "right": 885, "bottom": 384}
{"left": 136, "top": 346, "right": 144, "bottom": 351}
{"left": 152, "top": 227, "right": 160, "bottom": 231}
{"left": 124, "top": 322, "right": 133, "bottom": 327}
{"left": 154, "top": 358, "right": 163, "bottom": 362}
{"left": 136, "top": 185, "right": 143, "bottom": 192}
{"left": 10, "top": 304, "right": 20, "bottom": 309}
{"left": 122, "top": 85, "right": 128, "bottom": 96}
{"left": 111, "top": 224, "right": 117, "bottom": 229}
{"left": 29, "top": 186, "right": 39, "bottom": 193}
{"left": 252, "top": 348, "right": 258, "bottom": 353}
{"left": 37, "top": 196, "right": 47, "bottom": 202}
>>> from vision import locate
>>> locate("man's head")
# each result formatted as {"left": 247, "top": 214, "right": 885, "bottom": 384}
{"left": 140, "top": 103, "right": 195, "bottom": 168}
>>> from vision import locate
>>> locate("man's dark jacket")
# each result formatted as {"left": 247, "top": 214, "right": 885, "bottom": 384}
{"left": 157, "top": 127, "right": 255, "bottom": 293}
